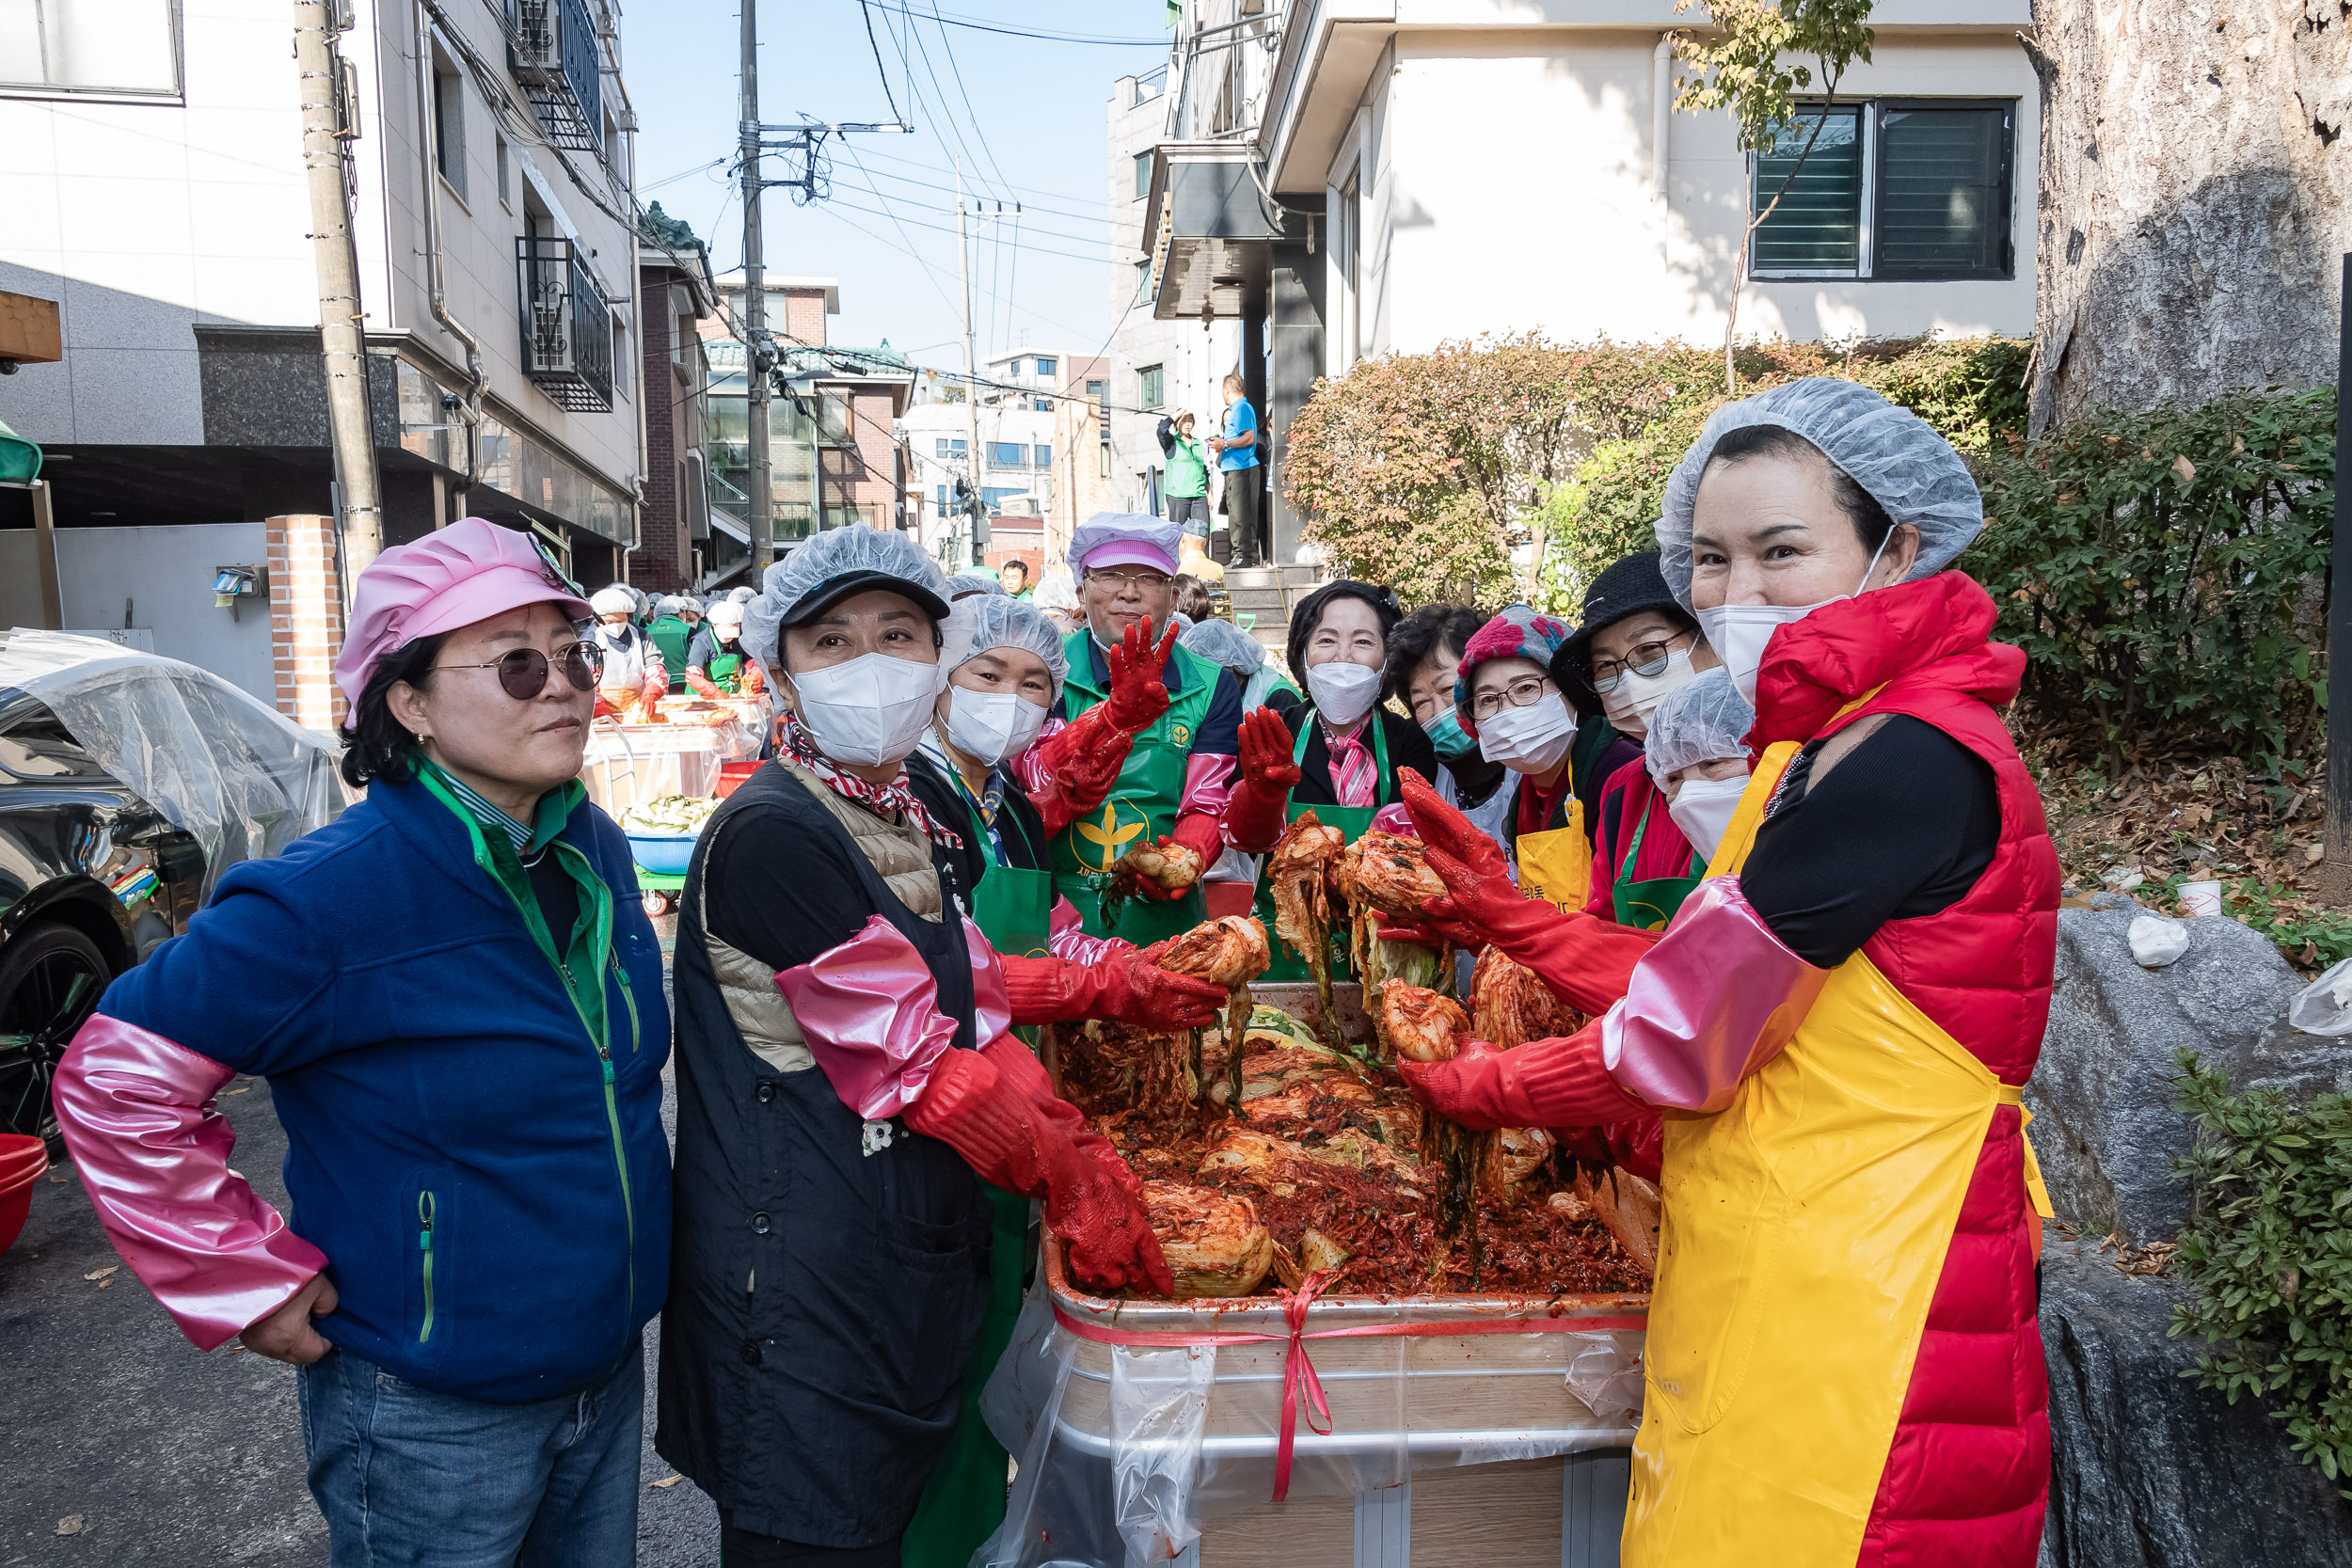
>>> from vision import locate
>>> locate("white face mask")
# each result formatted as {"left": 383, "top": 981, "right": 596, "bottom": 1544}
{"left": 1478, "top": 689, "right": 1578, "bottom": 775}
{"left": 942, "top": 685, "right": 1050, "bottom": 768}
{"left": 1305, "top": 660, "right": 1382, "bottom": 727}
{"left": 1668, "top": 773, "right": 1752, "bottom": 863}
{"left": 787, "top": 652, "right": 942, "bottom": 768}
{"left": 1694, "top": 529, "right": 1895, "bottom": 703}
{"left": 1598, "top": 647, "right": 1696, "bottom": 738}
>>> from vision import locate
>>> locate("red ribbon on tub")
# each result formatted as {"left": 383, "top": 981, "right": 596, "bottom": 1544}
{"left": 1050, "top": 1274, "right": 1649, "bottom": 1503}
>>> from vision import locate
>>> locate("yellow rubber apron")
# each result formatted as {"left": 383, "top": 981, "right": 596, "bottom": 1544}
{"left": 1514, "top": 800, "right": 1592, "bottom": 915}
{"left": 1624, "top": 735, "right": 2051, "bottom": 1568}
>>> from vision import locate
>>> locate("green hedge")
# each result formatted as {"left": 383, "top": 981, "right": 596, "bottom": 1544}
{"left": 1968, "top": 387, "right": 2336, "bottom": 761}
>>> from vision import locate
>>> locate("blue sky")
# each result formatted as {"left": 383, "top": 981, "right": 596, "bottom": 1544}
{"left": 622, "top": 1, "right": 1169, "bottom": 370}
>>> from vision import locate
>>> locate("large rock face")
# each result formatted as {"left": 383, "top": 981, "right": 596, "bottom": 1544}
{"left": 2039, "top": 1234, "right": 2352, "bottom": 1567}
{"left": 2026, "top": 900, "right": 2314, "bottom": 1243}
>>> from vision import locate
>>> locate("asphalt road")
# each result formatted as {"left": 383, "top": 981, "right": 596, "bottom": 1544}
{"left": 0, "top": 994, "right": 723, "bottom": 1565}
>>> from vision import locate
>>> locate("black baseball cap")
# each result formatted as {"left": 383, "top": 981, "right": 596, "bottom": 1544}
{"left": 777, "top": 569, "right": 951, "bottom": 628}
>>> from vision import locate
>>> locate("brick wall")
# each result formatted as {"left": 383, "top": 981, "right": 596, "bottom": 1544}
{"left": 636, "top": 276, "right": 689, "bottom": 591}
{"left": 783, "top": 286, "right": 828, "bottom": 347}
{"left": 266, "top": 514, "right": 344, "bottom": 730}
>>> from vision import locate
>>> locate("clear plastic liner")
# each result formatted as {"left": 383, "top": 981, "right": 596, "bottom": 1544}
{"left": 977, "top": 1249, "right": 1647, "bottom": 1568}
{"left": 0, "top": 630, "right": 342, "bottom": 895}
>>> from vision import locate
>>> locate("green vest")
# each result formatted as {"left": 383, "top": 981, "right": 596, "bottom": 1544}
{"left": 646, "top": 616, "right": 692, "bottom": 693}
{"left": 1165, "top": 433, "right": 1209, "bottom": 499}
{"left": 1049, "top": 627, "right": 1220, "bottom": 943}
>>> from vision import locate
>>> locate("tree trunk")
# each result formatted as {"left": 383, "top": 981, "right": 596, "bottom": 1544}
{"left": 2026, "top": 0, "right": 2352, "bottom": 435}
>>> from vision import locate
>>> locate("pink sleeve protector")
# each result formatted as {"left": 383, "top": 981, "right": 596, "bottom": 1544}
{"left": 1370, "top": 800, "right": 1415, "bottom": 837}
{"left": 1599, "top": 876, "right": 1830, "bottom": 1114}
{"left": 775, "top": 914, "right": 1014, "bottom": 1122}
{"left": 1047, "top": 896, "right": 1136, "bottom": 966}
{"left": 51, "top": 1016, "right": 327, "bottom": 1351}
{"left": 1180, "top": 752, "right": 1240, "bottom": 840}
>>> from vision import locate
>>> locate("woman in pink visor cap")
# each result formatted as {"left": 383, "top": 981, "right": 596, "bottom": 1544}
{"left": 51, "top": 517, "right": 672, "bottom": 1567}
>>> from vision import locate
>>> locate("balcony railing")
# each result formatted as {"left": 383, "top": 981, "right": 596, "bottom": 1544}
{"left": 516, "top": 235, "right": 612, "bottom": 413}
{"left": 505, "top": 0, "right": 602, "bottom": 151}
{"left": 1166, "top": 2, "right": 1281, "bottom": 142}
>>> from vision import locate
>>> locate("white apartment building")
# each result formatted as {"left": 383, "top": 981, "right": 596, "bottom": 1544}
{"left": 0, "top": 0, "right": 648, "bottom": 589}
{"left": 1120, "top": 0, "right": 2040, "bottom": 563}
{"left": 900, "top": 348, "right": 1075, "bottom": 566}
{"left": 1107, "top": 68, "right": 1244, "bottom": 525}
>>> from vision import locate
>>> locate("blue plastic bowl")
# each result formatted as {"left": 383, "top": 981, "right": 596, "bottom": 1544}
{"left": 627, "top": 832, "right": 699, "bottom": 876}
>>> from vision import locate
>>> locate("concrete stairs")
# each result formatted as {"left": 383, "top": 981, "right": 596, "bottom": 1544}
{"left": 1217, "top": 563, "right": 1321, "bottom": 664}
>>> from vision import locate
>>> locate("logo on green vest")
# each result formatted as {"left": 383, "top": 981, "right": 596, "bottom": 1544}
{"left": 1171, "top": 722, "right": 1191, "bottom": 746}
{"left": 1073, "top": 797, "right": 1147, "bottom": 873}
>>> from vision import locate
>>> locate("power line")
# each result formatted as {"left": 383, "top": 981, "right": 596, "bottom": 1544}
{"left": 920, "top": 0, "right": 1014, "bottom": 202}
{"left": 794, "top": 200, "right": 1106, "bottom": 345}
{"left": 852, "top": 1, "right": 908, "bottom": 126}
{"left": 849, "top": 159, "right": 1106, "bottom": 228}
{"left": 853, "top": 140, "right": 1114, "bottom": 210}
{"left": 859, "top": 1, "right": 1167, "bottom": 45}
{"left": 820, "top": 194, "right": 1109, "bottom": 262}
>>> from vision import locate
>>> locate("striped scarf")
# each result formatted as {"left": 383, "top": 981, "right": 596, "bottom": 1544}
{"left": 1324, "top": 720, "right": 1378, "bottom": 809}
{"left": 779, "top": 711, "right": 964, "bottom": 851}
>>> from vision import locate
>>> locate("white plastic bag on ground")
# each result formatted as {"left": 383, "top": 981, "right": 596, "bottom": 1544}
{"left": 2288, "top": 956, "right": 2352, "bottom": 1036}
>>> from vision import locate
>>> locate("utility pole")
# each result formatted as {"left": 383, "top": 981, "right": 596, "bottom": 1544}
{"left": 739, "top": 0, "right": 773, "bottom": 576}
{"left": 956, "top": 165, "right": 983, "bottom": 572}
{"left": 295, "top": 0, "right": 381, "bottom": 584}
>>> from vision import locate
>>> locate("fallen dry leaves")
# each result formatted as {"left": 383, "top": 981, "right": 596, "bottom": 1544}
{"left": 82, "top": 1265, "right": 117, "bottom": 1284}
{"left": 56, "top": 1514, "right": 84, "bottom": 1536}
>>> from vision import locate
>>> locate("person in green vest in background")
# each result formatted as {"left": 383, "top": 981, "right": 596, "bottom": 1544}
{"left": 684, "top": 598, "right": 769, "bottom": 699}
{"left": 1024, "top": 515, "right": 1295, "bottom": 945}
{"left": 1156, "top": 410, "right": 1211, "bottom": 544}
{"left": 646, "top": 595, "right": 695, "bottom": 694}
{"left": 899, "top": 592, "right": 1225, "bottom": 1568}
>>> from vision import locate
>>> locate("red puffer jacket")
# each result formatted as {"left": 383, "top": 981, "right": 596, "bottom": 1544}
{"left": 1752, "top": 571, "right": 2059, "bottom": 1567}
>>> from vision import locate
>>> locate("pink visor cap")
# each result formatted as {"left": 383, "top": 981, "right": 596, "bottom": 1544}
{"left": 333, "top": 517, "right": 593, "bottom": 725}
{"left": 1069, "top": 513, "right": 1183, "bottom": 577}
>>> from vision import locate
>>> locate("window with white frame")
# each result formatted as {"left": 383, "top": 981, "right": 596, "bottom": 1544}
{"left": 1034, "top": 356, "right": 1057, "bottom": 378}
{"left": 936, "top": 437, "right": 966, "bottom": 458}
{"left": 1750, "top": 100, "right": 2015, "bottom": 281}
{"left": 0, "top": 0, "right": 181, "bottom": 94}
{"left": 1033, "top": 444, "right": 1051, "bottom": 468}
{"left": 1133, "top": 152, "right": 1152, "bottom": 199}
{"left": 987, "top": 441, "right": 1025, "bottom": 469}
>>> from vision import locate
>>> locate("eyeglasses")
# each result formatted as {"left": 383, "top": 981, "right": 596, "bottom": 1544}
{"left": 1590, "top": 635, "right": 1690, "bottom": 694}
{"left": 435, "top": 642, "right": 604, "bottom": 700}
{"left": 1089, "top": 568, "right": 1171, "bottom": 592}
{"left": 1470, "top": 673, "right": 1552, "bottom": 721}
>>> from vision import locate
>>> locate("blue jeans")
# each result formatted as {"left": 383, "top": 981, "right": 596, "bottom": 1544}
{"left": 298, "top": 1336, "right": 644, "bottom": 1567}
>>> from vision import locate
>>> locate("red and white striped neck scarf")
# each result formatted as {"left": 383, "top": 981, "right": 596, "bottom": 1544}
{"left": 779, "top": 711, "right": 964, "bottom": 851}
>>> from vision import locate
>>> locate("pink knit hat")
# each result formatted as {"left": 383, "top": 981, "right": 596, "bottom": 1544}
{"left": 333, "top": 517, "right": 592, "bottom": 725}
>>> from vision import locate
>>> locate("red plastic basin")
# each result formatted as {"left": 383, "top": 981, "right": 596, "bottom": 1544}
{"left": 0, "top": 1133, "right": 47, "bottom": 1259}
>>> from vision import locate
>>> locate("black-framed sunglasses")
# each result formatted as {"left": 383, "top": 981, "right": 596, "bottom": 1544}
{"left": 1589, "top": 636, "right": 1690, "bottom": 694}
{"left": 435, "top": 641, "right": 604, "bottom": 700}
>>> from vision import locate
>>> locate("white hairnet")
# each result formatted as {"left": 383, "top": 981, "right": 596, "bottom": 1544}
{"left": 1655, "top": 378, "right": 1983, "bottom": 609}
{"left": 951, "top": 568, "right": 1008, "bottom": 599}
{"left": 588, "top": 585, "right": 634, "bottom": 616}
{"left": 741, "top": 527, "right": 951, "bottom": 670}
{"left": 1644, "top": 668, "right": 1755, "bottom": 786}
{"left": 943, "top": 595, "right": 1071, "bottom": 707}
{"left": 728, "top": 586, "right": 756, "bottom": 604}
{"left": 1180, "top": 616, "right": 1264, "bottom": 676}
{"left": 1035, "top": 567, "right": 1080, "bottom": 613}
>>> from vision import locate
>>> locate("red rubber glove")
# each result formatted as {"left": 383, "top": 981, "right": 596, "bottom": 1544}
{"left": 1103, "top": 616, "right": 1180, "bottom": 733}
{"left": 1001, "top": 951, "right": 1226, "bottom": 1030}
{"left": 1027, "top": 707, "right": 1136, "bottom": 837}
{"left": 685, "top": 667, "right": 725, "bottom": 700}
{"left": 1394, "top": 1027, "right": 1656, "bottom": 1132}
{"left": 970, "top": 1032, "right": 1143, "bottom": 1196}
{"left": 1400, "top": 768, "right": 1658, "bottom": 1018}
{"left": 904, "top": 1039, "right": 1172, "bottom": 1294}
{"left": 1222, "top": 706, "right": 1299, "bottom": 853}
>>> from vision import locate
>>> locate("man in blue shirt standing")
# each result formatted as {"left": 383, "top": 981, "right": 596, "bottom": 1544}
{"left": 1208, "top": 372, "right": 1265, "bottom": 569}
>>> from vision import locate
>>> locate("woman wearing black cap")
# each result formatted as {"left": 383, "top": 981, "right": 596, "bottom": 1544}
{"left": 1550, "top": 549, "right": 1721, "bottom": 928}
{"left": 1252, "top": 579, "right": 1435, "bottom": 979}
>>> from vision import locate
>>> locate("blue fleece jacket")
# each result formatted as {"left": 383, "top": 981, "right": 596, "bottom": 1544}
{"left": 96, "top": 774, "right": 672, "bottom": 1404}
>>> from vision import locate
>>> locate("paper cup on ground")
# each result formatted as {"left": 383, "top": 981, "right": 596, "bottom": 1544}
{"left": 2179, "top": 879, "right": 2224, "bottom": 918}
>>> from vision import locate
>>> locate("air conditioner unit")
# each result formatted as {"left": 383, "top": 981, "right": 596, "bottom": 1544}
{"left": 508, "top": 0, "right": 560, "bottom": 77}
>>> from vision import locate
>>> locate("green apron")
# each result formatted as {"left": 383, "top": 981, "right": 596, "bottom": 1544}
{"left": 1608, "top": 794, "right": 1707, "bottom": 932}
{"left": 1048, "top": 628, "right": 1218, "bottom": 944}
{"left": 647, "top": 615, "right": 691, "bottom": 693}
{"left": 1252, "top": 711, "right": 1393, "bottom": 984}
{"left": 901, "top": 775, "right": 1052, "bottom": 1568}
{"left": 706, "top": 646, "right": 747, "bottom": 695}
